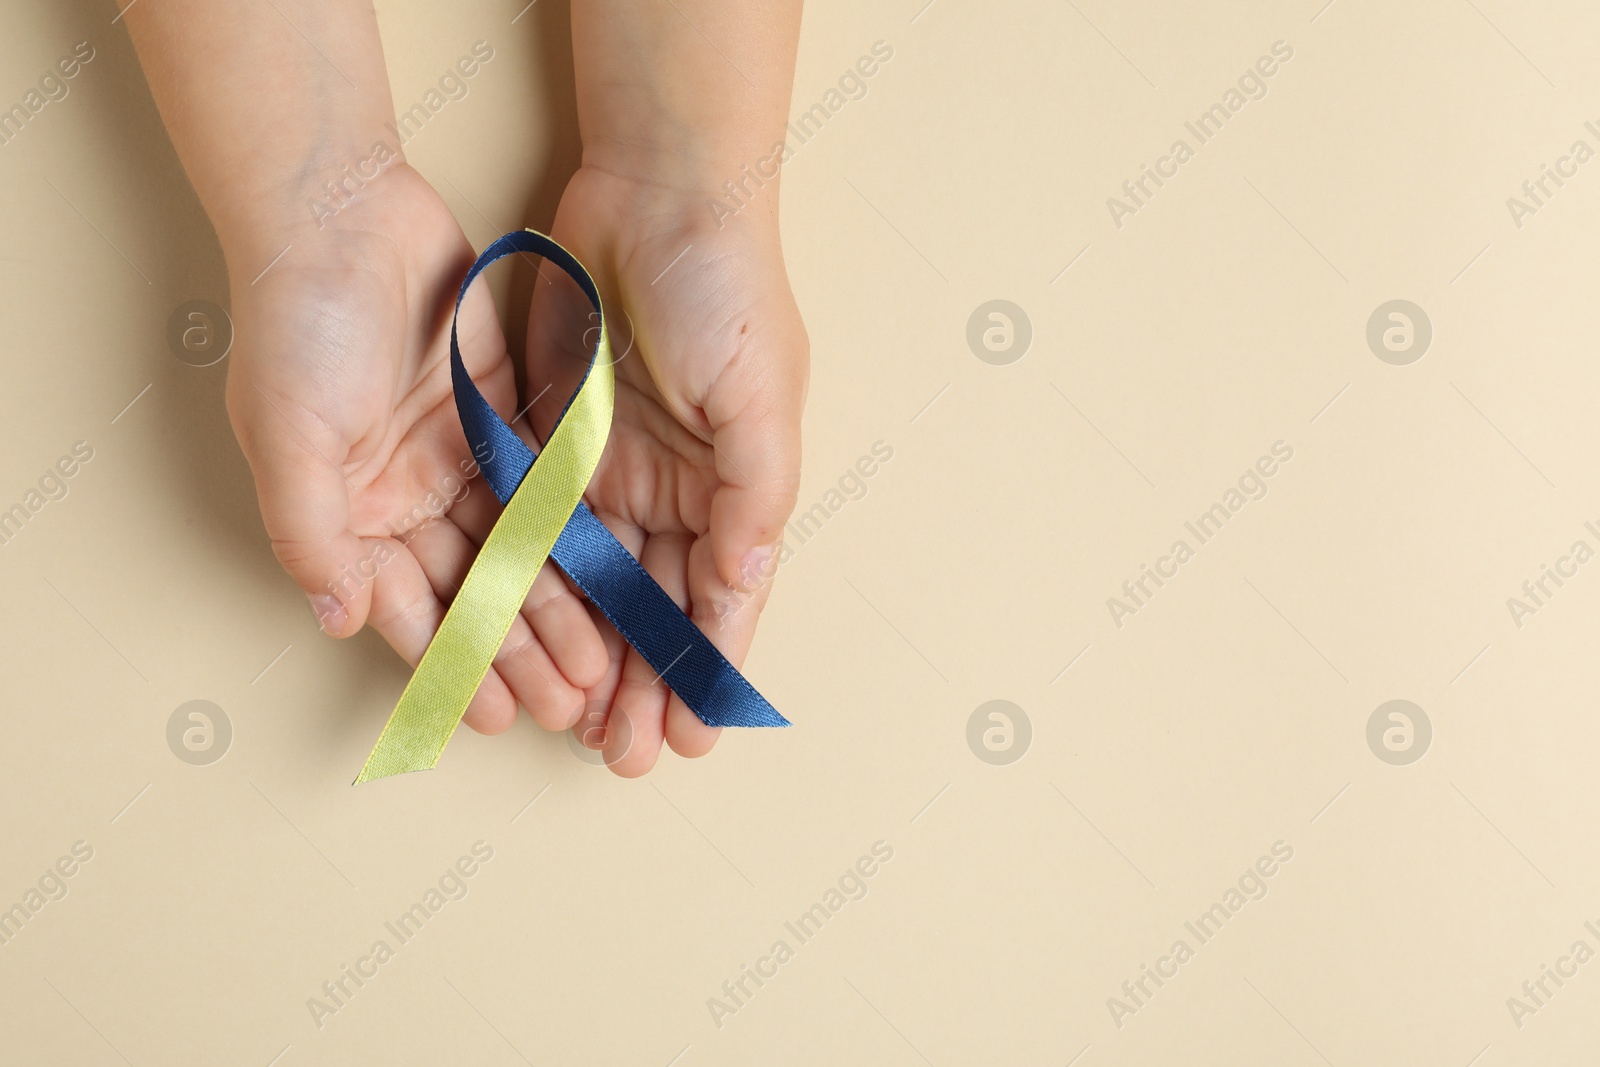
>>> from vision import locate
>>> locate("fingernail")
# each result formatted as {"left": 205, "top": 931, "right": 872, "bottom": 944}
{"left": 738, "top": 545, "right": 775, "bottom": 590}
{"left": 309, "top": 593, "right": 347, "bottom": 634}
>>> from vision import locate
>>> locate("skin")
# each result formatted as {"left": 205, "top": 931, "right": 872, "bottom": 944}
{"left": 124, "top": 0, "right": 807, "bottom": 776}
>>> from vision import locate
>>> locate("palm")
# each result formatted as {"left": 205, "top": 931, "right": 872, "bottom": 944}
{"left": 524, "top": 165, "right": 808, "bottom": 775}
{"left": 231, "top": 176, "right": 496, "bottom": 533}
{"left": 226, "top": 165, "right": 604, "bottom": 738}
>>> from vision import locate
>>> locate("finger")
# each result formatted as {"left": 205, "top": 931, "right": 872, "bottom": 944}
{"left": 665, "top": 533, "right": 777, "bottom": 758}
{"left": 446, "top": 471, "right": 609, "bottom": 691}
{"left": 567, "top": 514, "right": 639, "bottom": 756}
{"left": 402, "top": 514, "right": 585, "bottom": 732}
{"left": 572, "top": 604, "right": 629, "bottom": 752}
{"left": 362, "top": 536, "right": 518, "bottom": 735}
{"left": 601, "top": 532, "right": 693, "bottom": 777}
{"left": 702, "top": 302, "right": 808, "bottom": 591}
{"left": 524, "top": 561, "right": 609, "bottom": 691}
{"left": 226, "top": 379, "right": 373, "bottom": 637}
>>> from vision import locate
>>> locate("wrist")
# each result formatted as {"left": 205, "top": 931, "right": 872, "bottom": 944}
{"left": 213, "top": 146, "right": 417, "bottom": 281}
{"left": 579, "top": 134, "right": 789, "bottom": 241}
{"left": 582, "top": 120, "right": 783, "bottom": 182}
{"left": 205, "top": 123, "right": 409, "bottom": 267}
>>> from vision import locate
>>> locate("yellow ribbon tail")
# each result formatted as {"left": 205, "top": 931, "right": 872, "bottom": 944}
{"left": 356, "top": 292, "right": 613, "bottom": 784}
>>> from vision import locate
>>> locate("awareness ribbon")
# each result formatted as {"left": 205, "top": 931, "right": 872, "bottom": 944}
{"left": 355, "top": 230, "right": 787, "bottom": 785}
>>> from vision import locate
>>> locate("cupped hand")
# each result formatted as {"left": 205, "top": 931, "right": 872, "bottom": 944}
{"left": 223, "top": 164, "right": 611, "bottom": 738}
{"left": 521, "top": 164, "right": 809, "bottom": 777}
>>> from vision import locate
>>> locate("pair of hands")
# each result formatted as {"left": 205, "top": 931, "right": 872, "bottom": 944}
{"left": 225, "top": 162, "right": 807, "bottom": 776}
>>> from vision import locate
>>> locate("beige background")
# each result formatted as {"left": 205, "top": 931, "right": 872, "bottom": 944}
{"left": 3, "top": 0, "right": 1598, "bottom": 1063}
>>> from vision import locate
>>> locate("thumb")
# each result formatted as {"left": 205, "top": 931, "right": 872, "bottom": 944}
{"left": 228, "top": 382, "right": 374, "bottom": 637}
{"left": 704, "top": 315, "right": 808, "bottom": 594}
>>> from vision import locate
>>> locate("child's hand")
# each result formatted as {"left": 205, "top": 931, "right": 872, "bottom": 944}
{"left": 525, "top": 164, "right": 808, "bottom": 777}
{"left": 126, "top": 0, "right": 806, "bottom": 775}
{"left": 224, "top": 165, "right": 609, "bottom": 736}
